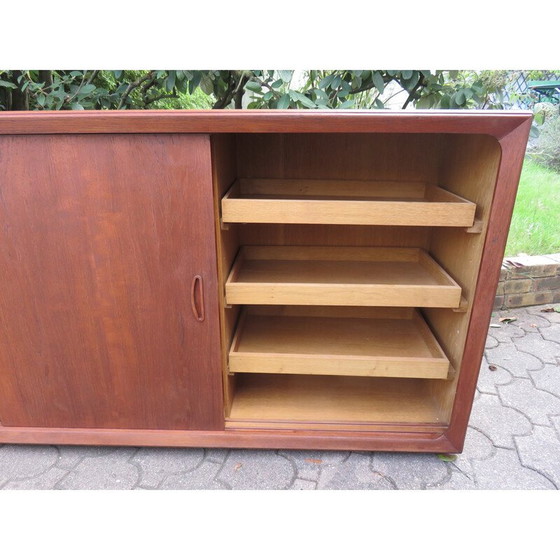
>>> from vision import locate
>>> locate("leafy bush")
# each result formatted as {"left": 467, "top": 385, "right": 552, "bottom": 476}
{"left": 529, "top": 114, "right": 560, "bottom": 172}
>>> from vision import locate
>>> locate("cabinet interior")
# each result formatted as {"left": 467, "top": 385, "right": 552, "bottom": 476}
{"left": 211, "top": 132, "right": 501, "bottom": 432}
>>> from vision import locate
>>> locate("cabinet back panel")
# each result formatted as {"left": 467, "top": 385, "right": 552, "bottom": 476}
{"left": 236, "top": 133, "right": 442, "bottom": 182}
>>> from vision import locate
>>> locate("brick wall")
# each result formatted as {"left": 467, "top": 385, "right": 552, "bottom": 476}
{"left": 494, "top": 254, "right": 560, "bottom": 309}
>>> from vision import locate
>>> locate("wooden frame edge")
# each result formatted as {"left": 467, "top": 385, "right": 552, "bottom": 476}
{"left": 445, "top": 117, "right": 533, "bottom": 451}
{"left": 0, "top": 425, "right": 458, "bottom": 452}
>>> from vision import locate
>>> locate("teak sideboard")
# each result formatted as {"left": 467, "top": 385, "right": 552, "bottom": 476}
{"left": 0, "top": 110, "right": 532, "bottom": 452}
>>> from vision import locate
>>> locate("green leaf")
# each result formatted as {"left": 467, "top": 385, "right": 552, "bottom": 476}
{"left": 165, "top": 73, "right": 176, "bottom": 91}
{"left": 454, "top": 90, "right": 466, "bottom": 105}
{"left": 263, "top": 91, "right": 274, "bottom": 101}
{"left": 188, "top": 71, "right": 202, "bottom": 94}
{"left": 437, "top": 453, "right": 457, "bottom": 462}
{"left": 402, "top": 70, "right": 413, "bottom": 80}
{"left": 113, "top": 71, "right": 123, "bottom": 79}
{"left": 440, "top": 95, "right": 451, "bottom": 109}
{"left": 338, "top": 99, "right": 355, "bottom": 109}
{"left": 245, "top": 81, "right": 262, "bottom": 93}
{"left": 331, "top": 75, "right": 342, "bottom": 90}
{"left": 293, "top": 91, "right": 316, "bottom": 108}
{"left": 271, "top": 79, "right": 283, "bottom": 88}
{"left": 278, "top": 70, "right": 293, "bottom": 84}
{"left": 372, "top": 71, "right": 384, "bottom": 94}
{"left": 199, "top": 74, "right": 214, "bottom": 95}
{"left": 374, "top": 98, "right": 384, "bottom": 109}
{"left": 0, "top": 79, "right": 17, "bottom": 89}
{"left": 79, "top": 84, "right": 96, "bottom": 95}
{"left": 416, "top": 95, "right": 433, "bottom": 109}
{"left": 276, "top": 94, "right": 290, "bottom": 109}
{"left": 318, "top": 74, "right": 334, "bottom": 89}
{"left": 71, "top": 102, "right": 84, "bottom": 110}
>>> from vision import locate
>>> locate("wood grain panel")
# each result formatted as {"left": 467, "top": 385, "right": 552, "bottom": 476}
{"left": 0, "top": 109, "right": 531, "bottom": 137}
{"left": 0, "top": 134, "right": 223, "bottom": 430}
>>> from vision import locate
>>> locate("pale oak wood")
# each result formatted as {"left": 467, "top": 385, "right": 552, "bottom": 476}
{"left": 228, "top": 307, "right": 450, "bottom": 379}
{"left": 225, "top": 246, "right": 462, "bottom": 308}
{"left": 222, "top": 179, "right": 476, "bottom": 226}
{"left": 227, "top": 374, "right": 443, "bottom": 424}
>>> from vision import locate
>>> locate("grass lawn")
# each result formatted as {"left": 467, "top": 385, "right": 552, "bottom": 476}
{"left": 504, "top": 158, "right": 560, "bottom": 257}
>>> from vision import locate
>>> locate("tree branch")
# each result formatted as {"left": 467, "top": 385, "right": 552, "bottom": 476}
{"left": 117, "top": 71, "right": 155, "bottom": 109}
{"left": 402, "top": 75, "right": 425, "bottom": 109}
{"left": 212, "top": 72, "right": 238, "bottom": 109}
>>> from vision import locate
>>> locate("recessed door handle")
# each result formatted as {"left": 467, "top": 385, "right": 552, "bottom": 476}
{"left": 191, "top": 275, "right": 205, "bottom": 322}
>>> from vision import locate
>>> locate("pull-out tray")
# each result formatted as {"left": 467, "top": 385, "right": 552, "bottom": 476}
{"left": 229, "top": 307, "right": 451, "bottom": 379}
{"left": 225, "top": 246, "right": 462, "bottom": 308}
{"left": 221, "top": 179, "right": 476, "bottom": 227}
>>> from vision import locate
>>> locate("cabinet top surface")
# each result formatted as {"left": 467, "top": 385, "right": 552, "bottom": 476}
{"left": 0, "top": 109, "right": 532, "bottom": 138}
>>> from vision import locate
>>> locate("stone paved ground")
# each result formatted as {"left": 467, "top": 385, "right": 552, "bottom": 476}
{"left": 1, "top": 304, "right": 559, "bottom": 490}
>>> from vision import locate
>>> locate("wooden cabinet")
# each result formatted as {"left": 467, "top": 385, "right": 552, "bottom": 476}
{"left": 0, "top": 110, "right": 531, "bottom": 452}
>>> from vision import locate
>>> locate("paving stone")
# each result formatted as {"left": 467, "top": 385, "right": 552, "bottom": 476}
{"left": 290, "top": 478, "right": 318, "bottom": 490}
{"left": 477, "top": 356, "right": 513, "bottom": 395}
{"left": 485, "top": 334, "right": 499, "bottom": 349}
{"left": 462, "top": 427, "right": 495, "bottom": 461}
{"left": 440, "top": 428, "right": 496, "bottom": 489}
{"left": 540, "top": 323, "right": 560, "bottom": 345}
{"left": 498, "top": 378, "right": 560, "bottom": 427}
{"left": 130, "top": 447, "right": 205, "bottom": 489}
{"left": 204, "top": 448, "right": 230, "bottom": 464}
{"left": 55, "top": 445, "right": 126, "bottom": 470}
{"left": 56, "top": 448, "right": 140, "bottom": 490}
{"left": 527, "top": 307, "right": 560, "bottom": 323}
{"left": 529, "top": 364, "right": 560, "bottom": 398}
{"left": 486, "top": 341, "right": 544, "bottom": 377}
{"left": 468, "top": 393, "right": 532, "bottom": 449}
{"left": 471, "top": 448, "right": 554, "bottom": 489}
{"left": 369, "top": 453, "right": 450, "bottom": 490}
{"left": 515, "top": 426, "right": 560, "bottom": 488}
{"left": 0, "top": 445, "right": 58, "bottom": 486}
{"left": 435, "top": 469, "right": 477, "bottom": 489}
{"left": 3, "top": 467, "right": 69, "bottom": 490}
{"left": 277, "top": 450, "right": 324, "bottom": 482}
{"left": 487, "top": 323, "right": 526, "bottom": 343}
{"left": 514, "top": 332, "right": 560, "bottom": 365}
{"left": 318, "top": 452, "right": 395, "bottom": 490}
{"left": 512, "top": 312, "right": 553, "bottom": 332}
{"left": 160, "top": 460, "right": 225, "bottom": 490}
{"left": 551, "top": 416, "right": 560, "bottom": 439}
{"left": 217, "top": 450, "right": 295, "bottom": 490}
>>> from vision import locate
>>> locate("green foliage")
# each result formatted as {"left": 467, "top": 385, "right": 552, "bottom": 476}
{"left": 528, "top": 114, "right": 560, "bottom": 173}
{"left": 0, "top": 70, "right": 213, "bottom": 111}
{"left": 0, "top": 69, "right": 516, "bottom": 112}
{"left": 415, "top": 70, "right": 510, "bottom": 109}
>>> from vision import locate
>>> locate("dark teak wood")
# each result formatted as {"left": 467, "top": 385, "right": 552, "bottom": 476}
{"left": 0, "top": 133, "right": 223, "bottom": 431}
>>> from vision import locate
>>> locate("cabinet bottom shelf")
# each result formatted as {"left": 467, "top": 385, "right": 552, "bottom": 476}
{"left": 226, "top": 374, "right": 445, "bottom": 431}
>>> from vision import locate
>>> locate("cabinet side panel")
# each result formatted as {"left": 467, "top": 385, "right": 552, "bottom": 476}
{"left": 0, "top": 134, "right": 223, "bottom": 430}
{"left": 211, "top": 134, "right": 240, "bottom": 416}
{"left": 425, "top": 135, "right": 502, "bottom": 421}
